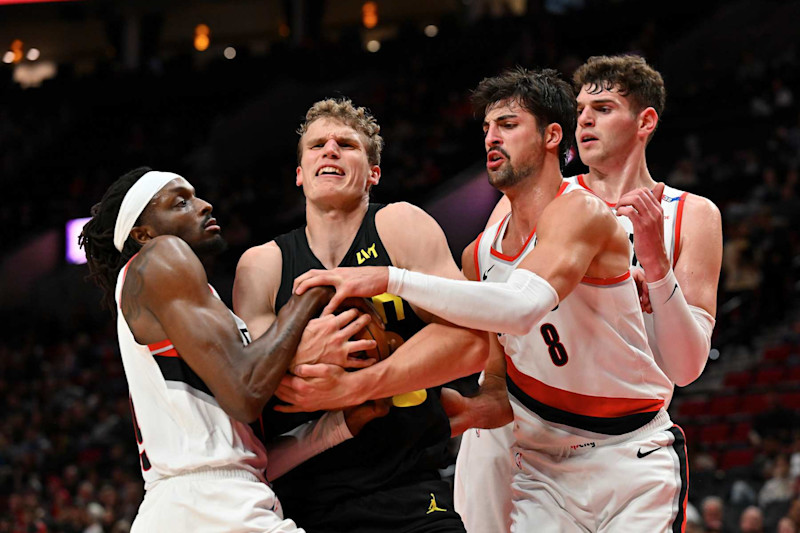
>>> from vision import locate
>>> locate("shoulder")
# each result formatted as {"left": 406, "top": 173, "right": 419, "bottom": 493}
{"left": 539, "top": 189, "right": 620, "bottom": 241}
{"left": 233, "top": 241, "right": 283, "bottom": 316}
{"left": 133, "top": 235, "right": 203, "bottom": 280}
{"left": 676, "top": 192, "right": 722, "bottom": 259}
{"left": 237, "top": 240, "right": 283, "bottom": 273}
{"left": 376, "top": 201, "right": 459, "bottom": 275}
{"left": 375, "top": 201, "right": 446, "bottom": 246}
{"left": 683, "top": 193, "right": 721, "bottom": 225}
{"left": 375, "top": 201, "right": 436, "bottom": 227}
{"left": 554, "top": 188, "right": 614, "bottom": 219}
{"left": 126, "top": 235, "right": 208, "bottom": 302}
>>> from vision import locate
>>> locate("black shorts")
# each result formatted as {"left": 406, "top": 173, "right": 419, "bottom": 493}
{"left": 288, "top": 479, "right": 465, "bottom": 533}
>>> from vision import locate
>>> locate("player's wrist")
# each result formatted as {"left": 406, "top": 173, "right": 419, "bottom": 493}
{"left": 641, "top": 255, "right": 671, "bottom": 283}
{"left": 344, "top": 371, "right": 371, "bottom": 406}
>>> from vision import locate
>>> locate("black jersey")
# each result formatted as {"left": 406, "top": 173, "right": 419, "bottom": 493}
{"left": 265, "top": 204, "right": 460, "bottom": 531}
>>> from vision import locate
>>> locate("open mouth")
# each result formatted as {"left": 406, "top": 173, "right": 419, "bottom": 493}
{"left": 204, "top": 218, "right": 221, "bottom": 232}
{"left": 487, "top": 150, "right": 506, "bottom": 169}
{"left": 316, "top": 166, "right": 345, "bottom": 176}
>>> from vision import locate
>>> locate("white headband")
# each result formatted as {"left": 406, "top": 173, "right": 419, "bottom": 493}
{"left": 113, "top": 171, "right": 183, "bottom": 252}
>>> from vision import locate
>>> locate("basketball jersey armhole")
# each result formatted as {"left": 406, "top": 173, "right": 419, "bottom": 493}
{"left": 473, "top": 232, "right": 483, "bottom": 282}
{"left": 672, "top": 192, "right": 689, "bottom": 267}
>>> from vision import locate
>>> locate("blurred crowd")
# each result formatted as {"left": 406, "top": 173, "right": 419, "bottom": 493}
{"left": 2, "top": 1, "right": 800, "bottom": 532}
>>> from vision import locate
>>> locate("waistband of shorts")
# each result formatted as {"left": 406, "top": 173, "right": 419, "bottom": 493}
{"left": 515, "top": 406, "right": 673, "bottom": 457}
{"left": 146, "top": 467, "right": 262, "bottom": 490}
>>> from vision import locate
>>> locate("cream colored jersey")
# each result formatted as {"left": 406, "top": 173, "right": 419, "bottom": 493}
{"left": 473, "top": 180, "right": 672, "bottom": 449}
{"left": 115, "top": 258, "right": 268, "bottom": 491}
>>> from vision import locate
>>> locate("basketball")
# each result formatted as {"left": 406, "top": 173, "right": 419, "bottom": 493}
{"left": 351, "top": 314, "right": 391, "bottom": 361}
{"left": 336, "top": 298, "right": 393, "bottom": 361}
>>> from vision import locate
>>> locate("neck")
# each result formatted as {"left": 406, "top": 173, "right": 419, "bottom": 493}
{"left": 583, "top": 145, "right": 654, "bottom": 203}
{"left": 501, "top": 161, "right": 563, "bottom": 255}
{"left": 305, "top": 198, "right": 369, "bottom": 269}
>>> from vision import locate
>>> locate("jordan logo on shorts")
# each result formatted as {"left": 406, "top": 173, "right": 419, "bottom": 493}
{"left": 427, "top": 493, "right": 447, "bottom": 514}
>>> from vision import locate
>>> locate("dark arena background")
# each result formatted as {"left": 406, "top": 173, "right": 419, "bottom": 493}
{"left": 2, "top": 0, "right": 800, "bottom": 531}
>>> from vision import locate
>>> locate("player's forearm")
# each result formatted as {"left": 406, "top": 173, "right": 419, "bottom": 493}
{"left": 266, "top": 411, "right": 352, "bottom": 480}
{"left": 242, "top": 286, "right": 334, "bottom": 417}
{"left": 357, "top": 325, "right": 488, "bottom": 401}
{"left": 387, "top": 267, "right": 558, "bottom": 336}
{"left": 648, "top": 270, "right": 715, "bottom": 387}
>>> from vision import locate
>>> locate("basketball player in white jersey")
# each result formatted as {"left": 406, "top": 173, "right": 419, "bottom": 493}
{"left": 79, "top": 167, "right": 387, "bottom": 532}
{"left": 291, "top": 67, "right": 691, "bottom": 532}
{"left": 452, "top": 56, "right": 722, "bottom": 531}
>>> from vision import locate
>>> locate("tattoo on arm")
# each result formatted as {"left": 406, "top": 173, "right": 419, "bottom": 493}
{"left": 122, "top": 242, "right": 155, "bottom": 321}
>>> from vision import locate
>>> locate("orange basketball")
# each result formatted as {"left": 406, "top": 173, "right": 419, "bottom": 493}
{"left": 335, "top": 297, "right": 392, "bottom": 361}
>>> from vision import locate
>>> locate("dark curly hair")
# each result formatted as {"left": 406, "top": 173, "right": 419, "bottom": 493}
{"left": 471, "top": 67, "right": 576, "bottom": 171}
{"left": 79, "top": 167, "right": 151, "bottom": 314}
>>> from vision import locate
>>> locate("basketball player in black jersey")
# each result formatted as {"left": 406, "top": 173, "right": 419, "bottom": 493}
{"left": 234, "top": 98, "right": 487, "bottom": 532}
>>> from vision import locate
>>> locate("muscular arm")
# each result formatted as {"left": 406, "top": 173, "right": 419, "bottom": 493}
{"left": 618, "top": 187, "right": 722, "bottom": 386}
{"left": 444, "top": 333, "right": 513, "bottom": 436}
{"left": 274, "top": 205, "right": 489, "bottom": 412}
{"left": 294, "top": 192, "right": 626, "bottom": 336}
{"left": 653, "top": 195, "right": 721, "bottom": 386}
{"left": 355, "top": 203, "right": 488, "bottom": 395}
{"left": 235, "top": 241, "right": 376, "bottom": 368}
{"left": 233, "top": 241, "right": 282, "bottom": 339}
{"left": 129, "top": 236, "right": 332, "bottom": 423}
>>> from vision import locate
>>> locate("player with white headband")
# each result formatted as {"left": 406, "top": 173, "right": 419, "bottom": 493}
{"left": 79, "top": 167, "right": 388, "bottom": 532}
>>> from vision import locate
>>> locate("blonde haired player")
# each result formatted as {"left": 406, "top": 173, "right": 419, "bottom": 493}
{"left": 293, "top": 67, "right": 692, "bottom": 532}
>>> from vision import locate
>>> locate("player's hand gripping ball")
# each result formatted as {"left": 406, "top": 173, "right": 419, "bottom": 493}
{"left": 335, "top": 297, "right": 393, "bottom": 362}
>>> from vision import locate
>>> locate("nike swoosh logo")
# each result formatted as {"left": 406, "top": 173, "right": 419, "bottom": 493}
{"left": 482, "top": 265, "right": 495, "bottom": 280}
{"left": 637, "top": 447, "right": 661, "bottom": 458}
{"left": 665, "top": 283, "right": 678, "bottom": 303}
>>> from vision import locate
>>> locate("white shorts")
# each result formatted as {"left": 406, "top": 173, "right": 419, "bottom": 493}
{"left": 454, "top": 422, "right": 515, "bottom": 533}
{"left": 131, "top": 469, "right": 304, "bottom": 533}
{"left": 510, "top": 425, "right": 688, "bottom": 533}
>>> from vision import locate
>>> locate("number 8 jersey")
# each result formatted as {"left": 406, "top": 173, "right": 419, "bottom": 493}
{"left": 473, "top": 180, "right": 673, "bottom": 450}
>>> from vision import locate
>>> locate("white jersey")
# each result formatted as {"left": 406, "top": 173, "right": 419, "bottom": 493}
{"left": 564, "top": 175, "right": 687, "bottom": 271}
{"left": 472, "top": 180, "right": 673, "bottom": 450}
{"left": 115, "top": 259, "right": 268, "bottom": 491}
{"left": 566, "top": 175, "right": 689, "bottom": 403}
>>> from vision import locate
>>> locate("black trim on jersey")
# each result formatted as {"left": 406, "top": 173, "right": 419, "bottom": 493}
{"left": 669, "top": 426, "right": 689, "bottom": 533}
{"left": 506, "top": 376, "right": 659, "bottom": 435}
{"left": 153, "top": 354, "right": 213, "bottom": 397}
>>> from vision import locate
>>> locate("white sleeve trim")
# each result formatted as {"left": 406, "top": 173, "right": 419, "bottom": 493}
{"left": 387, "top": 266, "right": 558, "bottom": 336}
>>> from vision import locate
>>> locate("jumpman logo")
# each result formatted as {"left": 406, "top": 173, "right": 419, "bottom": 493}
{"left": 427, "top": 493, "right": 447, "bottom": 514}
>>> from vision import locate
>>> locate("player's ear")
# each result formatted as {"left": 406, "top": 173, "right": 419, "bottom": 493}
{"left": 368, "top": 165, "right": 381, "bottom": 187}
{"left": 129, "top": 224, "right": 156, "bottom": 245}
{"left": 296, "top": 166, "right": 303, "bottom": 187}
{"left": 639, "top": 107, "right": 658, "bottom": 139}
{"left": 544, "top": 123, "right": 563, "bottom": 151}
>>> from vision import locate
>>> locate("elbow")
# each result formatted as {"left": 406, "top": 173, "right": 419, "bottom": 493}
{"left": 673, "top": 361, "right": 708, "bottom": 388}
{"left": 669, "top": 352, "right": 710, "bottom": 388}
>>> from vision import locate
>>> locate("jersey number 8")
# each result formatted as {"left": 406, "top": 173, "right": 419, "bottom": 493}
{"left": 540, "top": 323, "right": 568, "bottom": 366}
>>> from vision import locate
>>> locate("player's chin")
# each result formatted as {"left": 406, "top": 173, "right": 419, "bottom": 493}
{"left": 194, "top": 233, "right": 228, "bottom": 257}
